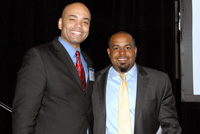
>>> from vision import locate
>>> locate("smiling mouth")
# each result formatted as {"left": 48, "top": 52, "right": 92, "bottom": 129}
{"left": 118, "top": 57, "right": 128, "bottom": 61}
{"left": 117, "top": 59, "right": 128, "bottom": 66}
{"left": 118, "top": 58, "right": 127, "bottom": 61}
{"left": 71, "top": 31, "right": 82, "bottom": 36}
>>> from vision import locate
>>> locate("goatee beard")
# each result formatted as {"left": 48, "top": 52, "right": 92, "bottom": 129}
{"left": 119, "top": 63, "right": 129, "bottom": 72}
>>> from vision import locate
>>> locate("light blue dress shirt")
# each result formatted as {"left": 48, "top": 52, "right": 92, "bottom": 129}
{"left": 106, "top": 64, "right": 138, "bottom": 134}
{"left": 58, "top": 36, "right": 88, "bottom": 82}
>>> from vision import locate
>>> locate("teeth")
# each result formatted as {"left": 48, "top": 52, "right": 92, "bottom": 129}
{"left": 118, "top": 59, "right": 127, "bottom": 60}
{"left": 71, "top": 31, "right": 82, "bottom": 35}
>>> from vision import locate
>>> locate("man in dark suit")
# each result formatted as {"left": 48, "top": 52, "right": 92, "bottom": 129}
{"left": 12, "top": 2, "right": 94, "bottom": 134}
{"left": 92, "top": 31, "right": 181, "bottom": 134}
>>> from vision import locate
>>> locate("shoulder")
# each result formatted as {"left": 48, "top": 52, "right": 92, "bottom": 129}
{"left": 137, "top": 64, "right": 169, "bottom": 81}
{"left": 25, "top": 38, "right": 59, "bottom": 56}
{"left": 95, "top": 65, "right": 111, "bottom": 79}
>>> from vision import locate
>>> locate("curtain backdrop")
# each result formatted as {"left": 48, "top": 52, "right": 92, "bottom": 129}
{"left": 1, "top": 0, "right": 177, "bottom": 104}
{"left": 1, "top": 0, "right": 185, "bottom": 133}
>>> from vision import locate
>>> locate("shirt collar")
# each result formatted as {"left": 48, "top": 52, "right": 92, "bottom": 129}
{"left": 58, "top": 36, "right": 81, "bottom": 58}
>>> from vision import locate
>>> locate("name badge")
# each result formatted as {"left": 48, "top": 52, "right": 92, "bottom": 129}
{"left": 89, "top": 68, "right": 95, "bottom": 81}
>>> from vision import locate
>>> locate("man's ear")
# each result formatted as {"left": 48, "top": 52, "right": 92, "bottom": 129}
{"left": 107, "top": 48, "right": 111, "bottom": 58}
{"left": 134, "top": 46, "right": 137, "bottom": 57}
{"left": 58, "top": 18, "right": 62, "bottom": 30}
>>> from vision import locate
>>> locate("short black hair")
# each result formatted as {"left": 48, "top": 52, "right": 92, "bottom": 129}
{"left": 108, "top": 31, "right": 136, "bottom": 48}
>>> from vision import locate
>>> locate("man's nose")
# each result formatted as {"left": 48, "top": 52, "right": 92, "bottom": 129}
{"left": 119, "top": 48, "right": 125, "bottom": 55}
{"left": 75, "top": 20, "right": 82, "bottom": 27}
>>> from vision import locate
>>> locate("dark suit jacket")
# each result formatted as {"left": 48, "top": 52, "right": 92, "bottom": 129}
{"left": 92, "top": 64, "right": 181, "bottom": 134}
{"left": 12, "top": 38, "right": 93, "bottom": 134}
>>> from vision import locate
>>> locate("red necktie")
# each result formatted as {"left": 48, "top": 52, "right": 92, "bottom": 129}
{"left": 75, "top": 51, "right": 86, "bottom": 91}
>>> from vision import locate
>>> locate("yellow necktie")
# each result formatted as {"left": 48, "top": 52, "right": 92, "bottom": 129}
{"left": 118, "top": 74, "right": 132, "bottom": 134}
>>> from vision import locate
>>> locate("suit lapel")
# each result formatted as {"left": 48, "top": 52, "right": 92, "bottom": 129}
{"left": 134, "top": 65, "right": 149, "bottom": 132}
{"left": 52, "top": 38, "right": 83, "bottom": 89}
{"left": 98, "top": 66, "right": 110, "bottom": 118}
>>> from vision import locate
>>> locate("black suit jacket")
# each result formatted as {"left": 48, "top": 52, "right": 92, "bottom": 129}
{"left": 92, "top": 64, "right": 181, "bottom": 134}
{"left": 12, "top": 38, "right": 93, "bottom": 134}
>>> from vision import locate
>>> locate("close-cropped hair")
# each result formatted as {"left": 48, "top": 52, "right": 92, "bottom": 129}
{"left": 108, "top": 31, "right": 136, "bottom": 48}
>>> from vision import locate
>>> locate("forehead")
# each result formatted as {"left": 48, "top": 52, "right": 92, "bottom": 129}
{"left": 63, "top": 4, "right": 91, "bottom": 20}
{"left": 110, "top": 33, "right": 134, "bottom": 45}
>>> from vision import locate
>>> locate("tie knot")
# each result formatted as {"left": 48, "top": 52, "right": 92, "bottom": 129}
{"left": 76, "top": 51, "right": 80, "bottom": 58}
{"left": 119, "top": 74, "right": 127, "bottom": 81}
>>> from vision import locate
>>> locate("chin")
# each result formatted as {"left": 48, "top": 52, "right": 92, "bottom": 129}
{"left": 118, "top": 66, "right": 129, "bottom": 73}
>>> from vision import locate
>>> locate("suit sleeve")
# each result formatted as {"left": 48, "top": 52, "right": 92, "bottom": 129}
{"left": 12, "top": 48, "right": 46, "bottom": 134}
{"left": 159, "top": 75, "right": 182, "bottom": 134}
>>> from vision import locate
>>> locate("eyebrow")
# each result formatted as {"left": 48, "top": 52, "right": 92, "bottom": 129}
{"left": 68, "top": 15, "right": 90, "bottom": 21}
{"left": 112, "top": 44, "right": 132, "bottom": 47}
{"left": 125, "top": 44, "right": 132, "bottom": 47}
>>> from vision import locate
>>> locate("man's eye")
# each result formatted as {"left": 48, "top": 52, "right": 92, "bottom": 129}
{"left": 83, "top": 21, "right": 89, "bottom": 24}
{"left": 69, "top": 18, "right": 75, "bottom": 21}
{"left": 113, "top": 47, "right": 119, "bottom": 50}
{"left": 125, "top": 47, "right": 131, "bottom": 50}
